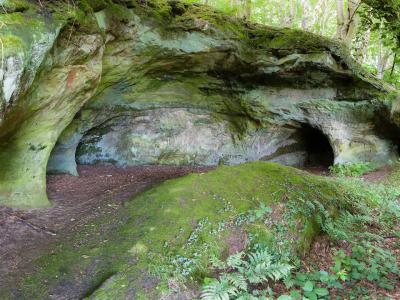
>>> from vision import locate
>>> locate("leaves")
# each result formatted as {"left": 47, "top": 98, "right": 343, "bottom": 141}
{"left": 226, "top": 251, "right": 244, "bottom": 269}
{"left": 201, "top": 278, "right": 238, "bottom": 300}
{"left": 201, "top": 248, "right": 293, "bottom": 299}
{"left": 210, "top": 255, "right": 226, "bottom": 269}
{"left": 223, "top": 273, "right": 248, "bottom": 292}
{"left": 314, "top": 287, "right": 329, "bottom": 296}
{"left": 302, "top": 280, "right": 314, "bottom": 292}
{"left": 277, "top": 295, "right": 292, "bottom": 300}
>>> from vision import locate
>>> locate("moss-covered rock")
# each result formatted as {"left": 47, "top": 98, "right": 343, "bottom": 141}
{"left": 3, "top": 161, "right": 386, "bottom": 299}
{"left": 7, "top": 160, "right": 400, "bottom": 299}
{"left": 0, "top": 0, "right": 397, "bottom": 207}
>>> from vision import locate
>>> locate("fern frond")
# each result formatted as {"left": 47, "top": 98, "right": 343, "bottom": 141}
{"left": 210, "top": 255, "right": 226, "bottom": 269}
{"left": 226, "top": 251, "right": 245, "bottom": 269}
{"left": 247, "top": 249, "right": 272, "bottom": 267}
{"left": 201, "top": 278, "right": 238, "bottom": 300}
{"left": 223, "top": 273, "right": 248, "bottom": 292}
{"left": 266, "top": 263, "right": 293, "bottom": 281}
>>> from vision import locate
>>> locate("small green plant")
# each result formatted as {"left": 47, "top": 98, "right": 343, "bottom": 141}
{"left": 329, "top": 162, "right": 376, "bottom": 177}
{"left": 201, "top": 249, "right": 293, "bottom": 299}
{"left": 279, "top": 243, "right": 399, "bottom": 300}
{"left": 331, "top": 244, "right": 399, "bottom": 290}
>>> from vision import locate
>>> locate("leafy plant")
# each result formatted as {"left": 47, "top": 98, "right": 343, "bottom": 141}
{"left": 201, "top": 249, "right": 293, "bottom": 300}
{"left": 329, "top": 162, "right": 376, "bottom": 177}
{"left": 331, "top": 244, "right": 399, "bottom": 290}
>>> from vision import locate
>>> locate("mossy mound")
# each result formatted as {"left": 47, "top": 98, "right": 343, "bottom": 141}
{"left": 6, "top": 161, "right": 396, "bottom": 299}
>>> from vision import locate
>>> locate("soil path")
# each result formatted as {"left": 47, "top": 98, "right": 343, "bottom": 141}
{"left": 302, "top": 165, "right": 394, "bottom": 182}
{"left": 0, "top": 164, "right": 211, "bottom": 287}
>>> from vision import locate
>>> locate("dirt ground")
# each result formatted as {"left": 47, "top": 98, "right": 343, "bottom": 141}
{"left": 302, "top": 165, "right": 393, "bottom": 182}
{"left": 0, "top": 164, "right": 212, "bottom": 287}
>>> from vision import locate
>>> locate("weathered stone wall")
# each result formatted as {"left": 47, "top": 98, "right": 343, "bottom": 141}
{"left": 0, "top": 0, "right": 397, "bottom": 207}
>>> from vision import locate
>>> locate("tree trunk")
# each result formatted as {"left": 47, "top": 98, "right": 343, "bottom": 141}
{"left": 354, "top": 29, "right": 370, "bottom": 63}
{"left": 301, "top": 0, "right": 311, "bottom": 30}
{"left": 244, "top": 0, "right": 251, "bottom": 19}
{"left": 335, "top": 0, "right": 345, "bottom": 39}
{"left": 377, "top": 52, "right": 391, "bottom": 79}
{"left": 377, "top": 34, "right": 391, "bottom": 79}
{"left": 310, "top": 0, "right": 326, "bottom": 33}
{"left": 343, "top": 0, "right": 360, "bottom": 44}
{"left": 336, "top": 0, "right": 360, "bottom": 46}
{"left": 285, "top": 0, "right": 296, "bottom": 27}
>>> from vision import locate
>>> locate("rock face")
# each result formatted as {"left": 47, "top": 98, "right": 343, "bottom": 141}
{"left": 0, "top": 0, "right": 397, "bottom": 207}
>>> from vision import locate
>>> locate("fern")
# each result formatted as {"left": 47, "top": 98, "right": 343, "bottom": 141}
{"left": 222, "top": 273, "right": 248, "bottom": 291}
{"left": 247, "top": 249, "right": 273, "bottom": 267}
{"left": 238, "top": 250, "right": 293, "bottom": 283}
{"left": 210, "top": 255, "right": 226, "bottom": 269}
{"left": 226, "top": 251, "right": 244, "bottom": 269}
{"left": 201, "top": 278, "right": 238, "bottom": 300}
{"left": 266, "top": 263, "right": 294, "bottom": 281}
{"left": 202, "top": 249, "right": 294, "bottom": 299}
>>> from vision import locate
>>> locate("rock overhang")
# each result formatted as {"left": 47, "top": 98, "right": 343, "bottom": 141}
{"left": 0, "top": 0, "right": 398, "bottom": 207}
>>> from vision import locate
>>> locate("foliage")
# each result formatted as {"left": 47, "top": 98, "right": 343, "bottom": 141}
{"left": 8, "top": 161, "right": 400, "bottom": 299}
{"left": 201, "top": 240, "right": 399, "bottom": 299}
{"left": 361, "top": 0, "right": 400, "bottom": 50}
{"left": 201, "top": 249, "right": 293, "bottom": 299}
{"left": 199, "top": 0, "right": 399, "bottom": 87}
{"left": 281, "top": 242, "right": 399, "bottom": 300}
{"left": 199, "top": 164, "right": 400, "bottom": 299}
{"left": 329, "top": 162, "right": 376, "bottom": 177}
{"left": 332, "top": 244, "right": 398, "bottom": 290}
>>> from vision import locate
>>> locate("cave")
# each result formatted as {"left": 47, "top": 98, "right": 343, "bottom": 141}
{"left": 300, "top": 124, "right": 334, "bottom": 168}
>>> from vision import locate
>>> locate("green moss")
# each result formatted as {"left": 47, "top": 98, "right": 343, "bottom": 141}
{"left": 0, "top": 0, "right": 32, "bottom": 12}
{"left": 267, "top": 28, "right": 340, "bottom": 52}
{"left": 0, "top": 9, "right": 45, "bottom": 28}
{"left": 79, "top": 0, "right": 111, "bottom": 12}
{"left": 1, "top": 34, "right": 26, "bottom": 55}
{"left": 5, "top": 161, "right": 389, "bottom": 298}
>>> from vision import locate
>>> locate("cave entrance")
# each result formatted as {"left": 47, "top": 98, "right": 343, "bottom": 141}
{"left": 300, "top": 124, "right": 334, "bottom": 168}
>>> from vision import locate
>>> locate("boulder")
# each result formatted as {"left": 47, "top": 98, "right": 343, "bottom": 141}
{"left": 0, "top": 0, "right": 397, "bottom": 207}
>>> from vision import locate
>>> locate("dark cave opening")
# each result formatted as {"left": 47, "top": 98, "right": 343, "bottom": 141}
{"left": 372, "top": 113, "right": 400, "bottom": 158}
{"left": 300, "top": 124, "right": 334, "bottom": 168}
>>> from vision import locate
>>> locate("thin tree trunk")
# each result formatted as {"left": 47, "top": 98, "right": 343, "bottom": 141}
{"left": 310, "top": 0, "right": 326, "bottom": 32}
{"left": 377, "top": 35, "right": 391, "bottom": 79}
{"left": 355, "top": 29, "right": 370, "bottom": 63}
{"left": 301, "top": 0, "right": 311, "bottom": 30}
{"left": 390, "top": 53, "right": 397, "bottom": 77}
{"left": 343, "top": 0, "right": 360, "bottom": 44}
{"left": 335, "top": 0, "right": 345, "bottom": 39}
{"left": 244, "top": 0, "right": 251, "bottom": 19}
{"left": 285, "top": 0, "right": 296, "bottom": 27}
{"left": 335, "top": 0, "right": 360, "bottom": 46}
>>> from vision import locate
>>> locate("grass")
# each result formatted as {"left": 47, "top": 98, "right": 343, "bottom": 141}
{"left": 5, "top": 161, "right": 399, "bottom": 299}
{"left": 329, "top": 162, "right": 378, "bottom": 177}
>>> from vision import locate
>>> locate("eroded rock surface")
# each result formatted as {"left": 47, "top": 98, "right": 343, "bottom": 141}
{"left": 0, "top": 0, "right": 398, "bottom": 207}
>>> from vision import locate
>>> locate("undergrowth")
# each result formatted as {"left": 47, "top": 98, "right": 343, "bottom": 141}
{"left": 9, "top": 162, "right": 400, "bottom": 299}
{"left": 329, "top": 162, "right": 377, "bottom": 177}
{"left": 199, "top": 169, "right": 400, "bottom": 300}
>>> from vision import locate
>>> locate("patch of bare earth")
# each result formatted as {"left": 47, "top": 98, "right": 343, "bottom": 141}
{"left": 0, "top": 164, "right": 212, "bottom": 288}
{"left": 301, "top": 165, "right": 394, "bottom": 182}
{"left": 362, "top": 165, "right": 393, "bottom": 182}
{"left": 300, "top": 166, "right": 330, "bottom": 176}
